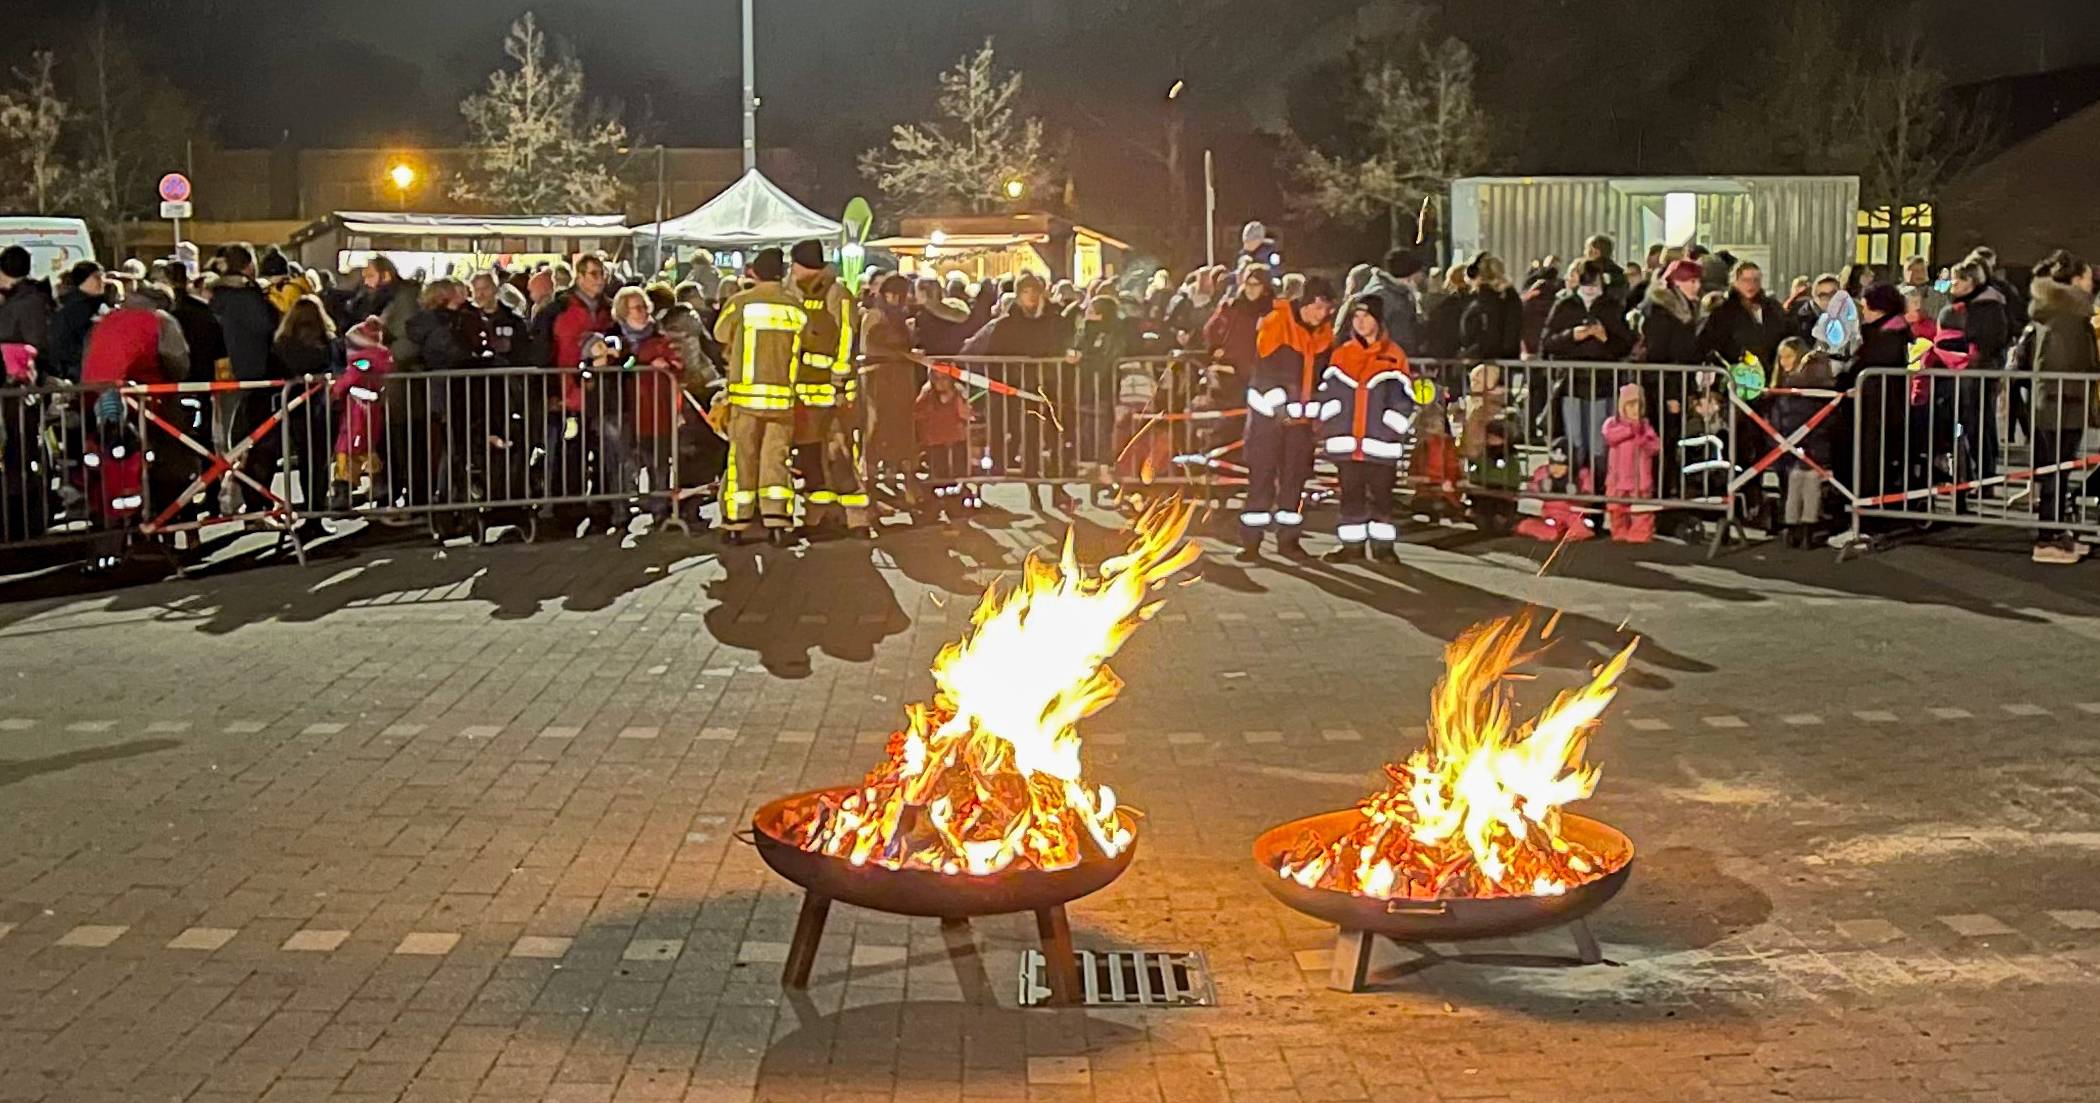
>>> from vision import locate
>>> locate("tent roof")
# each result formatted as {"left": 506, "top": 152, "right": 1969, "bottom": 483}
{"left": 632, "top": 169, "right": 841, "bottom": 248}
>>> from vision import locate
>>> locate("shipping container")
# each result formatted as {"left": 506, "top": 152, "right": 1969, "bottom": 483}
{"left": 1448, "top": 176, "right": 1860, "bottom": 285}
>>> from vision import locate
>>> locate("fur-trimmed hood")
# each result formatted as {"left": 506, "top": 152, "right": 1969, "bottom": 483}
{"left": 1644, "top": 276, "right": 1694, "bottom": 324}
{"left": 2029, "top": 275, "right": 2092, "bottom": 324}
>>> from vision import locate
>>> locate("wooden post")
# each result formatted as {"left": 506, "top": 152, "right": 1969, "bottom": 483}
{"left": 782, "top": 892, "right": 831, "bottom": 989}
{"left": 1329, "top": 928, "right": 1376, "bottom": 992}
{"left": 1034, "top": 905, "right": 1082, "bottom": 1005}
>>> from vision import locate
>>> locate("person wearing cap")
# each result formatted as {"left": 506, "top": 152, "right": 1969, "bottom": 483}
{"left": 1239, "top": 221, "right": 1283, "bottom": 280}
{"left": 0, "top": 245, "right": 54, "bottom": 374}
{"left": 1237, "top": 275, "right": 1336, "bottom": 561}
{"left": 712, "top": 247, "right": 808, "bottom": 544}
{"left": 1314, "top": 295, "right": 1414, "bottom": 563}
{"left": 787, "top": 239, "right": 873, "bottom": 539}
{"left": 1639, "top": 258, "right": 1705, "bottom": 501}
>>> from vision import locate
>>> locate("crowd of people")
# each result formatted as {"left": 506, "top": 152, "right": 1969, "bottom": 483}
{"left": 1, "top": 215, "right": 2096, "bottom": 569}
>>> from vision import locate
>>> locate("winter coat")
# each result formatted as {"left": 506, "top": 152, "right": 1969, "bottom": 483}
{"left": 49, "top": 287, "right": 104, "bottom": 382}
{"left": 656, "top": 303, "right": 720, "bottom": 388}
{"left": 169, "top": 290, "right": 225, "bottom": 374}
{"left": 1164, "top": 289, "right": 1216, "bottom": 349}
{"left": 406, "top": 307, "right": 470, "bottom": 375}
{"left": 960, "top": 298, "right": 1072, "bottom": 359}
{"left": 1695, "top": 291, "right": 1791, "bottom": 370}
{"left": 1601, "top": 415, "right": 1661, "bottom": 497}
{"left": 1937, "top": 285, "right": 2011, "bottom": 375}
{"left": 2026, "top": 276, "right": 2100, "bottom": 432}
{"left": 539, "top": 289, "right": 614, "bottom": 408}
{"left": 209, "top": 275, "right": 280, "bottom": 383}
{"left": 713, "top": 280, "right": 807, "bottom": 414}
{"left": 1519, "top": 279, "right": 1559, "bottom": 357}
{"left": 1638, "top": 282, "right": 1700, "bottom": 365}
{"left": 627, "top": 327, "right": 683, "bottom": 438}
{"left": 912, "top": 297, "right": 973, "bottom": 356}
{"left": 1541, "top": 291, "right": 1635, "bottom": 362}
{"left": 1423, "top": 291, "right": 1466, "bottom": 361}
{"left": 0, "top": 280, "right": 53, "bottom": 360}
{"left": 82, "top": 303, "right": 189, "bottom": 387}
{"left": 1770, "top": 355, "right": 1838, "bottom": 467}
{"left": 1247, "top": 297, "right": 1334, "bottom": 419}
{"left": 273, "top": 336, "right": 337, "bottom": 382}
{"left": 1457, "top": 286, "right": 1524, "bottom": 361}
{"left": 914, "top": 383, "right": 972, "bottom": 448}
{"left": 1314, "top": 334, "right": 1413, "bottom": 464}
{"left": 476, "top": 302, "right": 527, "bottom": 366}
{"left": 1201, "top": 293, "right": 1272, "bottom": 371}
{"left": 1351, "top": 272, "right": 1421, "bottom": 353}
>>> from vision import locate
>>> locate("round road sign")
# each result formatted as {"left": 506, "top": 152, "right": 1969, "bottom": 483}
{"left": 158, "top": 173, "right": 191, "bottom": 203}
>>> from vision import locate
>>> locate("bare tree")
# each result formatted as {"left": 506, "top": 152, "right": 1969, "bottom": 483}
{"left": 452, "top": 12, "right": 631, "bottom": 213}
{"left": 67, "top": 4, "right": 205, "bottom": 255}
{"left": 1287, "top": 37, "right": 1492, "bottom": 249}
{"left": 0, "top": 52, "right": 74, "bottom": 215}
{"left": 860, "top": 40, "right": 1051, "bottom": 215}
{"left": 1842, "top": 28, "right": 1994, "bottom": 219}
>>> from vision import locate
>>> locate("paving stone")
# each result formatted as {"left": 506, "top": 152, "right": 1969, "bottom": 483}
{"left": 1835, "top": 919, "right": 1904, "bottom": 945}
{"left": 622, "top": 939, "right": 684, "bottom": 962}
{"left": 56, "top": 924, "right": 127, "bottom": 947}
{"left": 1938, "top": 914, "right": 2017, "bottom": 938}
{"left": 1702, "top": 715, "right": 1748, "bottom": 729}
{"left": 302, "top": 722, "right": 347, "bottom": 735}
{"left": 282, "top": 929, "right": 350, "bottom": 952}
{"left": 1026, "top": 1057, "right": 1091, "bottom": 1086}
{"left": 735, "top": 942, "right": 788, "bottom": 965}
{"left": 509, "top": 936, "right": 573, "bottom": 959}
{"left": 617, "top": 726, "right": 660, "bottom": 740}
{"left": 395, "top": 932, "right": 461, "bottom": 955}
{"left": 2047, "top": 910, "right": 2100, "bottom": 930}
{"left": 166, "top": 927, "right": 240, "bottom": 951}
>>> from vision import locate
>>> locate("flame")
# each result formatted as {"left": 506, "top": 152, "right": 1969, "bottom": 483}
{"left": 1276, "top": 611, "right": 1637, "bottom": 899}
{"left": 787, "top": 500, "right": 1202, "bottom": 875}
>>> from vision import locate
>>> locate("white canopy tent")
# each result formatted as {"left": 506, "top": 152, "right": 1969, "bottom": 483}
{"left": 632, "top": 169, "right": 842, "bottom": 249}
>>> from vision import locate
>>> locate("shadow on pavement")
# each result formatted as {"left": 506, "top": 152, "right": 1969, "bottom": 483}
{"left": 1269, "top": 557, "right": 1710, "bottom": 690}
{"left": 704, "top": 541, "right": 910, "bottom": 678}
{"left": 0, "top": 738, "right": 182, "bottom": 789}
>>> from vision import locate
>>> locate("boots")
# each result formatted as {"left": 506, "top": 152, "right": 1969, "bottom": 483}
{"left": 1322, "top": 543, "right": 1364, "bottom": 564}
{"left": 1276, "top": 533, "right": 1312, "bottom": 560}
{"left": 1369, "top": 541, "right": 1402, "bottom": 564}
{"left": 326, "top": 481, "right": 352, "bottom": 513}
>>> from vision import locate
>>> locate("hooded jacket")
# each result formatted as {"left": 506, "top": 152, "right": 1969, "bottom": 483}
{"left": 82, "top": 293, "right": 190, "bottom": 387}
{"left": 2027, "top": 276, "right": 2099, "bottom": 433}
{"left": 1457, "top": 285, "right": 1524, "bottom": 361}
{"left": 960, "top": 293, "right": 1072, "bottom": 358}
{"left": 1202, "top": 291, "right": 1272, "bottom": 370}
{"left": 1247, "top": 297, "right": 1335, "bottom": 419}
{"left": 1696, "top": 290, "right": 1791, "bottom": 370}
{"left": 209, "top": 274, "right": 280, "bottom": 382}
{"left": 1638, "top": 280, "right": 1700, "bottom": 365}
{"left": 1938, "top": 284, "right": 2011, "bottom": 375}
{"left": 1315, "top": 332, "right": 1414, "bottom": 463}
{"left": 911, "top": 295, "right": 973, "bottom": 356}
{"left": 49, "top": 286, "right": 104, "bottom": 382}
{"left": 0, "top": 279, "right": 53, "bottom": 358}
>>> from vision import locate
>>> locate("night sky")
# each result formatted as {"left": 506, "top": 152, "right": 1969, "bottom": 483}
{"left": 8, "top": 0, "right": 2099, "bottom": 249}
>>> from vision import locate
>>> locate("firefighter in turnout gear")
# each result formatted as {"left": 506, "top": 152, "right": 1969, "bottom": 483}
{"left": 1237, "top": 276, "right": 1337, "bottom": 562}
{"left": 711, "top": 247, "right": 806, "bottom": 544}
{"left": 789, "top": 239, "right": 874, "bottom": 539}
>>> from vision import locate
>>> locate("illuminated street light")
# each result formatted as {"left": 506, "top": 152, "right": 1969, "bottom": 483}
{"left": 388, "top": 163, "right": 416, "bottom": 192}
{"left": 1004, "top": 178, "right": 1025, "bottom": 201}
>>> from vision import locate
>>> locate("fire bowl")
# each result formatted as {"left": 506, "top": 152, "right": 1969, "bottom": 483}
{"left": 752, "top": 787, "right": 1140, "bottom": 919}
{"left": 1251, "top": 809, "right": 1634, "bottom": 943}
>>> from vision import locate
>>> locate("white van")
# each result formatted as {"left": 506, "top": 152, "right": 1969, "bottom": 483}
{"left": 0, "top": 217, "right": 97, "bottom": 279}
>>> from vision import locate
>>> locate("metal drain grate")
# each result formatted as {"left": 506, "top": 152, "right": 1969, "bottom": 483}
{"left": 1019, "top": 949, "right": 1216, "bottom": 1007}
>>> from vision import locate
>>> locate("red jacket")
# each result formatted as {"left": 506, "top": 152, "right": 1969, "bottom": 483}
{"left": 82, "top": 307, "right": 171, "bottom": 387}
{"left": 915, "top": 384, "right": 972, "bottom": 447}
{"left": 550, "top": 291, "right": 613, "bottom": 409}
{"left": 628, "top": 331, "right": 683, "bottom": 438}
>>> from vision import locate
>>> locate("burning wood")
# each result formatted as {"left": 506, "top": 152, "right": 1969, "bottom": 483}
{"left": 1274, "top": 611, "right": 1637, "bottom": 900}
{"left": 783, "top": 500, "right": 1201, "bottom": 875}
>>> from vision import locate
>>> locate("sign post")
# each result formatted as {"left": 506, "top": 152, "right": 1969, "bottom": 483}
{"left": 158, "top": 173, "right": 192, "bottom": 257}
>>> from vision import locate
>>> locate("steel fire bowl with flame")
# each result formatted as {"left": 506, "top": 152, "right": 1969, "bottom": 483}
{"left": 752, "top": 787, "right": 1140, "bottom": 918}
{"left": 1251, "top": 809, "right": 1634, "bottom": 942}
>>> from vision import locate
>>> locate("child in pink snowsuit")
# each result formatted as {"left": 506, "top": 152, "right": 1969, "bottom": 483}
{"left": 1515, "top": 438, "right": 1594, "bottom": 542}
{"left": 1601, "top": 382, "right": 1662, "bottom": 543}
{"left": 329, "top": 318, "right": 392, "bottom": 509}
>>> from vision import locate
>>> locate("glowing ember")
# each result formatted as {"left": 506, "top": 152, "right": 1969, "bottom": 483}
{"left": 785, "top": 501, "right": 1202, "bottom": 875}
{"left": 1275, "top": 612, "right": 1637, "bottom": 899}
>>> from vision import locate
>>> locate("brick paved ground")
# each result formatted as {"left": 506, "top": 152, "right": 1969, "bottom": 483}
{"left": 3, "top": 502, "right": 2099, "bottom": 1102}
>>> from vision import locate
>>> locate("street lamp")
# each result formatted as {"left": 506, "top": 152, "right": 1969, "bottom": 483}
{"left": 387, "top": 162, "right": 416, "bottom": 210}
{"left": 1004, "top": 178, "right": 1025, "bottom": 201}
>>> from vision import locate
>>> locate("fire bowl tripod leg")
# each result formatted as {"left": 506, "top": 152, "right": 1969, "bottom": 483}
{"left": 1330, "top": 928, "right": 1377, "bottom": 992}
{"left": 782, "top": 891, "right": 832, "bottom": 989}
{"left": 1570, "top": 917, "right": 1602, "bottom": 965}
{"left": 1034, "top": 905, "right": 1083, "bottom": 1005}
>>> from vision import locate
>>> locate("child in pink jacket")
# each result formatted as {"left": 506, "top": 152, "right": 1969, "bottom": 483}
{"left": 1515, "top": 438, "right": 1594, "bottom": 543}
{"left": 1601, "top": 382, "right": 1662, "bottom": 543}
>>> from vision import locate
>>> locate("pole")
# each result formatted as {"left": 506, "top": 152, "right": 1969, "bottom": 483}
{"left": 654, "top": 143, "right": 667, "bottom": 272}
{"left": 741, "top": 0, "right": 757, "bottom": 174}
{"left": 1203, "top": 149, "right": 1216, "bottom": 268}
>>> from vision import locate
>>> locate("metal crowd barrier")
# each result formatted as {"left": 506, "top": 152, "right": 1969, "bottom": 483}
{"left": 276, "top": 364, "right": 690, "bottom": 546}
{"left": 1, "top": 379, "right": 150, "bottom": 555}
{"left": 1847, "top": 366, "right": 2100, "bottom": 547}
